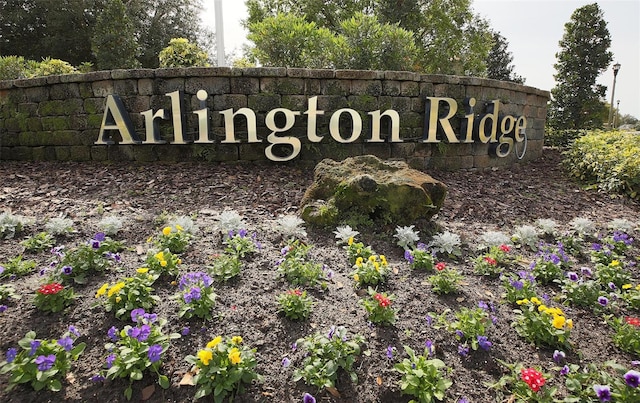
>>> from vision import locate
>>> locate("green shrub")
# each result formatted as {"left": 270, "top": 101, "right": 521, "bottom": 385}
{"left": 158, "top": 38, "right": 210, "bottom": 68}
{"left": 563, "top": 130, "right": 640, "bottom": 199}
{"left": 0, "top": 56, "right": 32, "bottom": 80}
{"left": 544, "top": 128, "right": 587, "bottom": 148}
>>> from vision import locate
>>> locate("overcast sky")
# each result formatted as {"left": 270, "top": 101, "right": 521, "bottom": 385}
{"left": 202, "top": 0, "right": 639, "bottom": 118}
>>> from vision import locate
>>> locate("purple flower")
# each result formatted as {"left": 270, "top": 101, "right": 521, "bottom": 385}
{"left": 137, "top": 325, "right": 151, "bottom": 342}
{"left": 580, "top": 267, "right": 593, "bottom": 278}
{"left": 91, "top": 239, "right": 100, "bottom": 249}
{"left": 35, "top": 354, "right": 56, "bottom": 371}
{"left": 592, "top": 243, "right": 602, "bottom": 251}
{"left": 458, "top": 345, "right": 469, "bottom": 357}
{"left": 386, "top": 346, "right": 394, "bottom": 359}
{"left": 632, "top": 360, "right": 640, "bottom": 366}
{"left": 291, "top": 342, "right": 297, "bottom": 352}
{"left": 68, "top": 325, "right": 80, "bottom": 336}
{"left": 181, "top": 326, "right": 190, "bottom": 336}
{"left": 61, "top": 265, "right": 72, "bottom": 275}
{"left": 624, "top": 370, "right": 640, "bottom": 388}
{"left": 302, "top": 393, "right": 316, "bottom": 403}
{"left": 609, "top": 282, "right": 617, "bottom": 290}
{"left": 458, "top": 399, "right": 469, "bottom": 403}
{"left": 597, "top": 296, "right": 609, "bottom": 307}
{"left": 560, "top": 365, "right": 570, "bottom": 375}
{"left": 566, "top": 271, "right": 579, "bottom": 281}
{"left": 593, "top": 384, "right": 611, "bottom": 402}
{"left": 184, "top": 286, "right": 202, "bottom": 304}
{"left": 455, "top": 330, "right": 464, "bottom": 339}
{"left": 327, "top": 326, "right": 336, "bottom": 340}
{"left": 106, "top": 353, "right": 116, "bottom": 368}
{"left": 142, "top": 312, "right": 158, "bottom": 324}
{"left": 6, "top": 348, "right": 17, "bottom": 363}
{"left": 29, "top": 340, "right": 41, "bottom": 356}
{"left": 57, "top": 336, "right": 74, "bottom": 351}
{"left": 131, "top": 308, "right": 146, "bottom": 323}
{"left": 425, "top": 340, "right": 434, "bottom": 356}
{"left": 477, "top": 336, "right": 492, "bottom": 351}
{"left": 238, "top": 228, "right": 248, "bottom": 237}
{"left": 478, "top": 301, "right": 489, "bottom": 310}
{"left": 0, "top": 305, "right": 7, "bottom": 313}
{"left": 127, "top": 327, "right": 141, "bottom": 340}
{"left": 282, "top": 357, "right": 291, "bottom": 367}
{"left": 425, "top": 315, "right": 433, "bottom": 326}
{"left": 491, "top": 315, "right": 498, "bottom": 325}
{"left": 553, "top": 350, "right": 566, "bottom": 363}
{"left": 147, "top": 344, "right": 163, "bottom": 363}
{"left": 95, "top": 232, "right": 106, "bottom": 242}
{"left": 510, "top": 279, "right": 524, "bottom": 290}
{"left": 404, "top": 250, "right": 414, "bottom": 264}
{"left": 107, "top": 326, "right": 119, "bottom": 341}
{"left": 90, "top": 374, "right": 106, "bottom": 382}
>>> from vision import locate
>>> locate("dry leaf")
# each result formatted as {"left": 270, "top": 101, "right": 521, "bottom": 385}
{"left": 65, "top": 372, "right": 76, "bottom": 384}
{"left": 141, "top": 384, "right": 155, "bottom": 400}
{"left": 326, "top": 386, "right": 341, "bottom": 398}
{"left": 336, "top": 281, "right": 344, "bottom": 289}
{"left": 456, "top": 297, "right": 465, "bottom": 302}
{"left": 376, "top": 376, "right": 383, "bottom": 385}
{"left": 392, "top": 267, "right": 399, "bottom": 274}
{"left": 136, "top": 244, "right": 145, "bottom": 255}
{"left": 179, "top": 372, "right": 196, "bottom": 386}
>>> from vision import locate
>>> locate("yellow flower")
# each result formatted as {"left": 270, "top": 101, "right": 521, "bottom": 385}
{"left": 115, "top": 296, "right": 122, "bottom": 303}
{"left": 171, "top": 281, "right": 177, "bottom": 286}
{"left": 177, "top": 259, "right": 182, "bottom": 265}
{"left": 380, "top": 255, "right": 388, "bottom": 266}
{"left": 160, "top": 260, "right": 167, "bottom": 267}
{"left": 155, "top": 251, "right": 164, "bottom": 260}
{"left": 552, "top": 315, "right": 566, "bottom": 329}
{"left": 368, "top": 255, "right": 377, "bottom": 263}
{"left": 530, "top": 297, "right": 542, "bottom": 305}
{"left": 137, "top": 268, "right": 149, "bottom": 274}
{"left": 96, "top": 283, "right": 109, "bottom": 298}
{"left": 636, "top": 284, "right": 640, "bottom": 291}
{"left": 374, "top": 262, "right": 380, "bottom": 272}
{"left": 355, "top": 257, "right": 363, "bottom": 266}
{"left": 207, "top": 336, "right": 222, "bottom": 349}
{"left": 228, "top": 348, "right": 242, "bottom": 365}
{"left": 546, "top": 307, "right": 563, "bottom": 316}
{"left": 623, "top": 284, "right": 633, "bottom": 290}
{"left": 176, "top": 225, "right": 184, "bottom": 232}
{"left": 146, "top": 236, "right": 153, "bottom": 243}
{"left": 231, "top": 336, "right": 243, "bottom": 345}
{"left": 516, "top": 299, "right": 530, "bottom": 305}
{"left": 538, "top": 304, "right": 548, "bottom": 313}
{"left": 354, "top": 274, "right": 360, "bottom": 283}
{"left": 566, "top": 319, "right": 573, "bottom": 329}
{"left": 107, "top": 282, "right": 125, "bottom": 297}
{"left": 348, "top": 237, "right": 354, "bottom": 246}
{"left": 197, "top": 349, "right": 213, "bottom": 366}
{"left": 162, "top": 226, "right": 172, "bottom": 236}
{"left": 611, "top": 260, "right": 621, "bottom": 267}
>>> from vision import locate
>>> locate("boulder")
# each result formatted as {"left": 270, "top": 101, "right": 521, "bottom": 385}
{"left": 300, "top": 155, "right": 447, "bottom": 226}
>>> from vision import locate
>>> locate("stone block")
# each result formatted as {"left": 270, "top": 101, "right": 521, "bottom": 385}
{"left": 230, "top": 77, "right": 259, "bottom": 94}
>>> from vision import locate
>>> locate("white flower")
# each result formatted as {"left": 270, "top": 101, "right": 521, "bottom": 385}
{"left": 429, "top": 231, "right": 462, "bottom": 256}
{"left": 215, "top": 210, "right": 245, "bottom": 234}
{"left": 275, "top": 215, "right": 307, "bottom": 239}
{"left": 394, "top": 225, "right": 420, "bottom": 250}
{"left": 333, "top": 225, "right": 359, "bottom": 245}
{"left": 98, "top": 216, "right": 125, "bottom": 236}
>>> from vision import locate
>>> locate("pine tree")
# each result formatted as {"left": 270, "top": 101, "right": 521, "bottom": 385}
{"left": 486, "top": 31, "right": 524, "bottom": 84}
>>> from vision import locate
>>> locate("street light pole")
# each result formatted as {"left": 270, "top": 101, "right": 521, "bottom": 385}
{"left": 607, "top": 62, "right": 621, "bottom": 129}
{"left": 615, "top": 100, "right": 620, "bottom": 128}
{"left": 214, "top": 0, "right": 226, "bottom": 67}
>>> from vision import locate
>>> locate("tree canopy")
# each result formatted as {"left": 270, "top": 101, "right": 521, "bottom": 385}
{"left": 548, "top": 3, "right": 612, "bottom": 130}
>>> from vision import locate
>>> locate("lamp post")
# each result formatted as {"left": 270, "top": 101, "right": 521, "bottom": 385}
{"left": 607, "top": 62, "right": 621, "bottom": 129}
{"left": 615, "top": 100, "right": 620, "bottom": 128}
{"left": 214, "top": 0, "right": 226, "bottom": 67}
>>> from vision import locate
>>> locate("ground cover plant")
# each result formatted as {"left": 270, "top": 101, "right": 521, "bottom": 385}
{"left": 1, "top": 148, "right": 640, "bottom": 402}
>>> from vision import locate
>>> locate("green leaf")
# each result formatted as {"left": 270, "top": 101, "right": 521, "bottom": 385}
{"left": 50, "top": 378, "right": 62, "bottom": 392}
{"left": 158, "top": 374, "right": 169, "bottom": 389}
{"left": 124, "top": 386, "right": 133, "bottom": 400}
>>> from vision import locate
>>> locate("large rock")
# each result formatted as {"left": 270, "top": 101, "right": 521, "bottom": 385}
{"left": 300, "top": 155, "right": 447, "bottom": 226}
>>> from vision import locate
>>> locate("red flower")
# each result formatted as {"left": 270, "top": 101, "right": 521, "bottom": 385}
{"left": 625, "top": 317, "right": 640, "bottom": 327}
{"left": 435, "top": 262, "right": 446, "bottom": 271}
{"left": 288, "top": 289, "right": 302, "bottom": 297}
{"left": 484, "top": 256, "right": 497, "bottom": 266}
{"left": 37, "top": 283, "right": 64, "bottom": 295}
{"left": 499, "top": 244, "right": 511, "bottom": 253}
{"left": 374, "top": 293, "right": 391, "bottom": 308}
{"left": 521, "top": 368, "right": 545, "bottom": 392}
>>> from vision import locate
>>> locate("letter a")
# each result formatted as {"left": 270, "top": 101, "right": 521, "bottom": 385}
{"left": 95, "top": 95, "right": 140, "bottom": 145}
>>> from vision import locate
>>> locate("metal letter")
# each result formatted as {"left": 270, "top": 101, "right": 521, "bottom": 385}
{"left": 422, "top": 97, "right": 459, "bottom": 143}
{"left": 95, "top": 95, "right": 140, "bottom": 145}
{"left": 515, "top": 116, "right": 527, "bottom": 143}
{"left": 304, "top": 96, "right": 325, "bottom": 142}
{"left": 140, "top": 108, "right": 167, "bottom": 144}
{"left": 461, "top": 97, "right": 476, "bottom": 143}
{"left": 193, "top": 90, "right": 213, "bottom": 144}
{"left": 329, "top": 109, "right": 362, "bottom": 143}
{"left": 478, "top": 100, "right": 500, "bottom": 143}
{"left": 219, "top": 108, "right": 260, "bottom": 143}
{"left": 368, "top": 109, "right": 401, "bottom": 143}
{"left": 166, "top": 90, "right": 189, "bottom": 144}
{"left": 265, "top": 108, "right": 301, "bottom": 162}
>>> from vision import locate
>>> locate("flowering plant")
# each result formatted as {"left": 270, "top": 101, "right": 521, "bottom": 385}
{"left": 151, "top": 225, "right": 192, "bottom": 254}
{"left": 429, "top": 231, "right": 462, "bottom": 257}
{"left": 292, "top": 326, "right": 365, "bottom": 389}
{"left": 404, "top": 242, "right": 434, "bottom": 271}
{"left": 561, "top": 361, "right": 640, "bottom": 402}
{"left": 502, "top": 270, "right": 537, "bottom": 305}
{"left": 184, "top": 335, "right": 261, "bottom": 401}
{"left": 361, "top": 287, "right": 396, "bottom": 325}
{"left": 95, "top": 268, "right": 160, "bottom": 320}
{"left": 428, "top": 262, "right": 461, "bottom": 294}
{"left": 432, "top": 306, "right": 492, "bottom": 351}
{"left": 474, "top": 244, "right": 512, "bottom": 277}
{"left": 591, "top": 232, "right": 633, "bottom": 264}
{"left": 351, "top": 254, "right": 389, "bottom": 287}
{"left": 0, "top": 327, "right": 85, "bottom": 392}
{"left": 0, "top": 255, "right": 36, "bottom": 278}
{"left": 344, "top": 236, "right": 374, "bottom": 265}
{"left": 558, "top": 270, "right": 604, "bottom": 309}
{"left": 333, "top": 225, "right": 359, "bottom": 245}
{"left": 489, "top": 360, "right": 556, "bottom": 402}
{"left": 610, "top": 316, "right": 640, "bottom": 355}
{"left": 618, "top": 283, "right": 640, "bottom": 310}
{"left": 174, "top": 272, "right": 217, "bottom": 320}
{"left": 20, "top": 231, "right": 55, "bottom": 252}
{"left": 277, "top": 240, "right": 326, "bottom": 288}
{"left": 33, "top": 282, "right": 74, "bottom": 313}
{"left": 207, "top": 253, "right": 242, "bottom": 282}
{"left": 55, "top": 233, "right": 121, "bottom": 284}
{"left": 513, "top": 297, "right": 573, "bottom": 348}
{"left": 0, "top": 283, "right": 20, "bottom": 305}
{"left": 394, "top": 345, "right": 452, "bottom": 402}
{"left": 145, "top": 248, "right": 181, "bottom": 277}
{"left": 394, "top": 225, "right": 420, "bottom": 250}
{"left": 277, "top": 288, "right": 313, "bottom": 320}
{"left": 98, "top": 309, "right": 180, "bottom": 400}
{"left": 223, "top": 229, "right": 259, "bottom": 258}
{"left": 595, "top": 260, "right": 632, "bottom": 289}
{"left": 530, "top": 242, "right": 569, "bottom": 284}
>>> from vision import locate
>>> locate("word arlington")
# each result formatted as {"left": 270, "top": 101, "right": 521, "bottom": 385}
{"left": 95, "top": 91, "right": 527, "bottom": 161}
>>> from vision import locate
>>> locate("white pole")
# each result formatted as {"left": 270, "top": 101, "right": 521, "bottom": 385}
{"left": 214, "top": 0, "right": 226, "bottom": 67}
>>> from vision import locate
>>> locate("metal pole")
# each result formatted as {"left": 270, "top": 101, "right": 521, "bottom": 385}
{"left": 615, "top": 100, "right": 620, "bottom": 129}
{"left": 607, "top": 63, "right": 620, "bottom": 128}
{"left": 214, "top": 0, "right": 226, "bottom": 67}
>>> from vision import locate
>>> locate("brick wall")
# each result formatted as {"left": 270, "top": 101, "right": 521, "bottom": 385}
{"left": 0, "top": 67, "right": 549, "bottom": 170}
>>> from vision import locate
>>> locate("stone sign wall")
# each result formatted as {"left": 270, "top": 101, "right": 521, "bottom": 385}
{"left": 0, "top": 67, "right": 549, "bottom": 170}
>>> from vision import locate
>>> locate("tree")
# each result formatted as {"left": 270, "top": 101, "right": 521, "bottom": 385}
{"left": 159, "top": 38, "right": 210, "bottom": 68}
{"left": 91, "top": 0, "right": 139, "bottom": 70}
{"left": 548, "top": 3, "right": 612, "bottom": 130}
{"left": 485, "top": 31, "right": 524, "bottom": 83}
